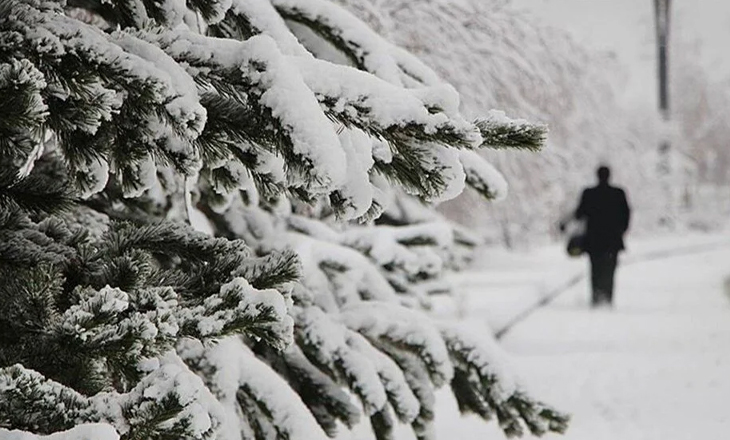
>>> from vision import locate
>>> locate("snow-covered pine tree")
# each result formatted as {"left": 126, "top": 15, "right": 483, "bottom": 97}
{"left": 0, "top": 1, "right": 567, "bottom": 439}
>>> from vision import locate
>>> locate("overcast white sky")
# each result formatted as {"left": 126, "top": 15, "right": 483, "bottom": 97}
{"left": 510, "top": 0, "right": 730, "bottom": 107}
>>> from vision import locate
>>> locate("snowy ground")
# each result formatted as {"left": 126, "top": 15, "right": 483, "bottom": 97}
{"left": 429, "top": 232, "right": 730, "bottom": 440}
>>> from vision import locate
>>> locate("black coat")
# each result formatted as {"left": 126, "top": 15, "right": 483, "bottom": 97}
{"left": 575, "top": 183, "right": 630, "bottom": 254}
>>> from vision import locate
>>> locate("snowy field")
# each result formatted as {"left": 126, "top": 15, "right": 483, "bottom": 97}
{"left": 426, "top": 232, "right": 730, "bottom": 440}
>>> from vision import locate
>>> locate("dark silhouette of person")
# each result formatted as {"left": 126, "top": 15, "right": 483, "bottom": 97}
{"left": 572, "top": 166, "right": 630, "bottom": 307}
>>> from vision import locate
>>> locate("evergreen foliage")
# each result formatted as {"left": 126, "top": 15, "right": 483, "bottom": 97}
{"left": 0, "top": 1, "right": 568, "bottom": 439}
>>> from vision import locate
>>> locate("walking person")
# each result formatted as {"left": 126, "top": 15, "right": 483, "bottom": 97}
{"left": 564, "top": 166, "right": 631, "bottom": 307}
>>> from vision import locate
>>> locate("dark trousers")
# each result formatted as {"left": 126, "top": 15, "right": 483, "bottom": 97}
{"left": 589, "top": 252, "right": 618, "bottom": 306}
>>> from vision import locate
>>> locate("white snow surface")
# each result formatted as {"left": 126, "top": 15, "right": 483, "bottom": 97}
{"left": 425, "top": 232, "right": 730, "bottom": 440}
{"left": 0, "top": 424, "right": 119, "bottom": 440}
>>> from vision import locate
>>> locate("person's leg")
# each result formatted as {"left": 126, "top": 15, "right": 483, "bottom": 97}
{"left": 589, "top": 253, "right": 602, "bottom": 306}
{"left": 605, "top": 252, "right": 618, "bottom": 304}
{"left": 592, "top": 253, "right": 613, "bottom": 307}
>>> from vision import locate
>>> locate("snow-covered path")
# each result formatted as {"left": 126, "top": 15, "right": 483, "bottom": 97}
{"left": 502, "top": 248, "right": 730, "bottom": 440}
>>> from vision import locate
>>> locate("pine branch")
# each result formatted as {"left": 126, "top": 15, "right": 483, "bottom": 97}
{"left": 0, "top": 209, "right": 76, "bottom": 268}
{"left": 0, "top": 165, "right": 75, "bottom": 216}
{"left": 0, "top": 58, "right": 47, "bottom": 166}
{"left": 254, "top": 344, "right": 361, "bottom": 437}
{"left": 475, "top": 113, "right": 548, "bottom": 151}
{"left": 103, "top": 222, "right": 250, "bottom": 263}
{"left": 294, "top": 305, "right": 388, "bottom": 415}
{"left": 373, "top": 345, "right": 436, "bottom": 440}
{"left": 177, "top": 278, "right": 293, "bottom": 349}
{"left": 0, "top": 365, "right": 98, "bottom": 434}
{"left": 440, "top": 324, "right": 570, "bottom": 437}
{"left": 341, "top": 302, "right": 453, "bottom": 388}
{"left": 370, "top": 407, "right": 396, "bottom": 440}
{"left": 237, "top": 386, "right": 280, "bottom": 440}
{"left": 460, "top": 150, "right": 509, "bottom": 201}
{"left": 235, "top": 248, "right": 301, "bottom": 290}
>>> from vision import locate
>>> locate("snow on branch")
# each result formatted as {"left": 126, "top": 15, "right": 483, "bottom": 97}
{"left": 0, "top": 59, "right": 48, "bottom": 175}
{"left": 292, "top": 56, "right": 479, "bottom": 150}
{"left": 289, "top": 230, "right": 399, "bottom": 307}
{"left": 460, "top": 150, "right": 509, "bottom": 201}
{"left": 263, "top": 344, "right": 361, "bottom": 436}
{"left": 111, "top": 351, "right": 226, "bottom": 440}
{"left": 440, "top": 324, "right": 570, "bottom": 437}
{"left": 3, "top": 1, "right": 207, "bottom": 197}
{"left": 149, "top": 29, "right": 347, "bottom": 196}
{"left": 289, "top": 56, "right": 479, "bottom": 201}
{"left": 476, "top": 111, "right": 548, "bottom": 152}
{"left": 340, "top": 222, "right": 454, "bottom": 307}
{"left": 177, "top": 277, "right": 294, "bottom": 349}
{"left": 59, "top": 285, "right": 179, "bottom": 371}
{"left": 341, "top": 301, "right": 453, "bottom": 388}
{"left": 209, "top": 0, "right": 312, "bottom": 57}
{"left": 271, "top": 0, "right": 441, "bottom": 87}
{"left": 182, "top": 336, "right": 331, "bottom": 440}
{"left": 0, "top": 365, "right": 99, "bottom": 434}
{"left": 346, "top": 331, "right": 420, "bottom": 424}
{"left": 293, "top": 305, "right": 388, "bottom": 415}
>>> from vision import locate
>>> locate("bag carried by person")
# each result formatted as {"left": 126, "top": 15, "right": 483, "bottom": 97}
{"left": 566, "top": 233, "right": 585, "bottom": 257}
{"left": 559, "top": 214, "right": 586, "bottom": 257}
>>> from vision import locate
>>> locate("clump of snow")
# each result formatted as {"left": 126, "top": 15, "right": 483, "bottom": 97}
{"left": 459, "top": 150, "right": 509, "bottom": 201}
{"left": 271, "top": 0, "right": 442, "bottom": 87}
{"left": 118, "top": 154, "right": 158, "bottom": 198}
{"left": 203, "top": 337, "right": 331, "bottom": 440}
{"left": 290, "top": 232, "right": 399, "bottom": 306}
{"left": 0, "top": 424, "right": 119, "bottom": 440}
{"left": 332, "top": 128, "right": 376, "bottom": 219}
{"left": 292, "top": 57, "right": 477, "bottom": 145}
{"left": 371, "top": 139, "right": 392, "bottom": 164}
{"left": 341, "top": 301, "right": 454, "bottom": 387}
{"left": 77, "top": 158, "right": 110, "bottom": 199}
{"left": 439, "top": 323, "right": 517, "bottom": 402}
{"left": 347, "top": 331, "right": 420, "bottom": 423}
{"left": 177, "top": 277, "right": 293, "bottom": 349}
{"left": 242, "top": 35, "right": 346, "bottom": 193}
{"left": 420, "top": 143, "right": 466, "bottom": 203}
{"left": 228, "top": 0, "right": 312, "bottom": 56}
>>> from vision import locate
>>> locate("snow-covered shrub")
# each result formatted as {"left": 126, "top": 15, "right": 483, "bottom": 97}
{"left": 0, "top": 1, "right": 567, "bottom": 439}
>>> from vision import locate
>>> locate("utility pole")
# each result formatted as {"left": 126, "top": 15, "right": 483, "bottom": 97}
{"left": 654, "top": 0, "right": 672, "bottom": 223}
{"left": 655, "top": 0, "right": 671, "bottom": 124}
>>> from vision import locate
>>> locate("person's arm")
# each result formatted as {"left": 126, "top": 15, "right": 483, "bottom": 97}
{"left": 620, "top": 189, "right": 630, "bottom": 233}
{"left": 575, "top": 189, "right": 589, "bottom": 220}
{"left": 559, "top": 190, "right": 588, "bottom": 232}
